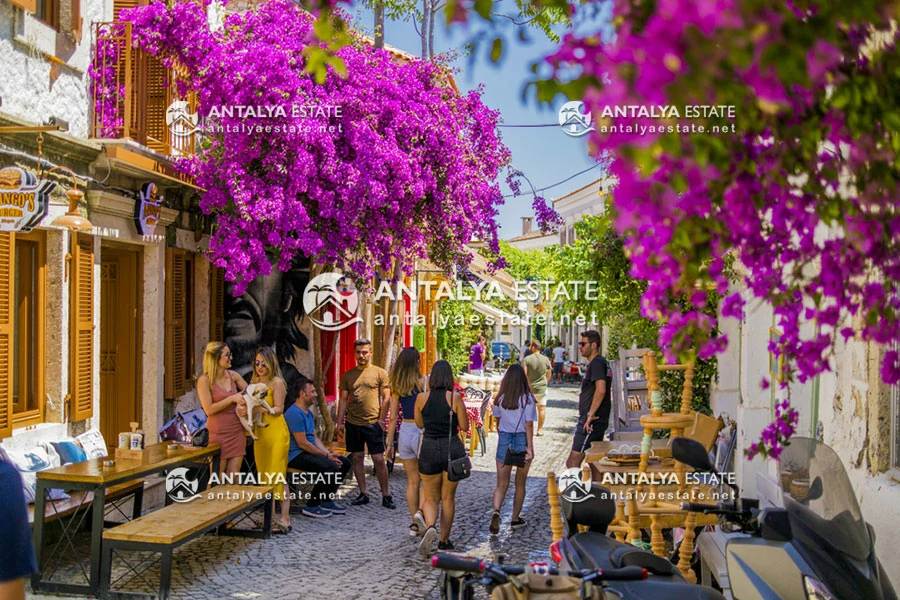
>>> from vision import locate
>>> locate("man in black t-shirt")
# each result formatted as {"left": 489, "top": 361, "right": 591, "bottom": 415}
{"left": 566, "top": 330, "right": 612, "bottom": 468}
{"left": 0, "top": 456, "right": 37, "bottom": 599}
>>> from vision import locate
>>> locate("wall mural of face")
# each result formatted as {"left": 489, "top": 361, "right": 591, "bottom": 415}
{"left": 223, "top": 255, "right": 310, "bottom": 406}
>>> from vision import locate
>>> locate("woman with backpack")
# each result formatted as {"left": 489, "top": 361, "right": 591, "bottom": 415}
{"left": 488, "top": 363, "right": 537, "bottom": 534}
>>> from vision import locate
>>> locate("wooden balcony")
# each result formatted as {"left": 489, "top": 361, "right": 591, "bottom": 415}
{"left": 91, "top": 22, "right": 197, "bottom": 157}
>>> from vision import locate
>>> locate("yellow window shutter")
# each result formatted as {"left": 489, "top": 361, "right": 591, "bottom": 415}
{"left": 0, "top": 233, "right": 14, "bottom": 438}
{"left": 70, "top": 233, "right": 94, "bottom": 421}
{"left": 7, "top": 0, "right": 37, "bottom": 14}
{"left": 210, "top": 266, "right": 225, "bottom": 342}
{"left": 165, "top": 249, "right": 188, "bottom": 398}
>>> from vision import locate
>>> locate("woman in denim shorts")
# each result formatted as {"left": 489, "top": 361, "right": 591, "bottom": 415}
{"left": 488, "top": 364, "right": 537, "bottom": 534}
{"left": 385, "top": 348, "right": 428, "bottom": 537}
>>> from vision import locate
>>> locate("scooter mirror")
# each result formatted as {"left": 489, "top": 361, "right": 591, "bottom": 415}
{"left": 805, "top": 476, "right": 824, "bottom": 502}
{"left": 671, "top": 437, "right": 714, "bottom": 472}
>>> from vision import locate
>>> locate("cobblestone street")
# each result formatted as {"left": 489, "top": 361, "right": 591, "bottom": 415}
{"left": 28, "top": 386, "right": 581, "bottom": 600}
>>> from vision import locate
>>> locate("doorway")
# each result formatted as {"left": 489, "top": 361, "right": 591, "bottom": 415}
{"left": 99, "top": 245, "right": 142, "bottom": 450}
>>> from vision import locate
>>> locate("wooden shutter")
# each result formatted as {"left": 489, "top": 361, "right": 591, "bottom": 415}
{"left": 165, "top": 249, "right": 190, "bottom": 398}
{"left": 8, "top": 0, "right": 37, "bottom": 13}
{"left": 209, "top": 266, "right": 225, "bottom": 342}
{"left": 70, "top": 233, "right": 94, "bottom": 421}
{"left": 0, "top": 233, "right": 14, "bottom": 438}
{"left": 69, "top": 0, "right": 82, "bottom": 40}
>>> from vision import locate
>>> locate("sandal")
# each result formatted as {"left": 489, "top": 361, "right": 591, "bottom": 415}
{"left": 271, "top": 523, "right": 291, "bottom": 535}
{"left": 413, "top": 509, "right": 427, "bottom": 532}
{"left": 409, "top": 523, "right": 420, "bottom": 537}
{"left": 489, "top": 510, "right": 501, "bottom": 535}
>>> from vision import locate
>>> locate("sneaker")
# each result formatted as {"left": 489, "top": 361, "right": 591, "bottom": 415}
{"left": 437, "top": 540, "right": 456, "bottom": 551}
{"left": 413, "top": 510, "right": 426, "bottom": 532}
{"left": 511, "top": 519, "right": 527, "bottom": 530}
{"left": 321, "top": 501, "right": 346, "bottom": 515}
{"left": 489, "top": 511, "right": 501, "bottom": 535}
{"left": 351, "top": 493, "right": 370, "bottom": 506}
{"left": 382, "top": 495, "right": 396, "bottom": 509}
{"left": 419, "top": 526, "right": 438, "bottom": 556}
{"left": 301, "top": 505, "right": 333, "bottom": 519}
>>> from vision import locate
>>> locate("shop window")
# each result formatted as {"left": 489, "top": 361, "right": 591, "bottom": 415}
{"left": 0, "top": 232, "right": 46, "bottom": 437}
{"left": 165, "top": 249, "right": 195, "bottom": 398}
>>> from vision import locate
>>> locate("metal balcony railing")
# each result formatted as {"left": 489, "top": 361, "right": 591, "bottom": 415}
{"left": 91, "top": 21, "right": 197, "bottom": 157}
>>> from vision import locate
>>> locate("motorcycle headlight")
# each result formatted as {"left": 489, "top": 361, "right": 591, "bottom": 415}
{"left": 803, "top": 576, "right": 837, "bottom": 600}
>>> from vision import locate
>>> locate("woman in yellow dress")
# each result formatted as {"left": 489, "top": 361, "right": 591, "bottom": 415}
{"left": 251, "top": 346, "right": 291, "bottom": 534}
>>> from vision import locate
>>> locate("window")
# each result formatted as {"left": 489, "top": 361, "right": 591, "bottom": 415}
{"left": 0, "top": 231, "right": 46, "bottom": 435}
{"left": 34, "top": 0, "right": 59, "bottom": 29}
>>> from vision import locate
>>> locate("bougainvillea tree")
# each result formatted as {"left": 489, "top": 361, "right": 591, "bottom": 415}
{"left": 117, "top": 0, "right": 517, "bottom": 294}
{"left": 426, "top": 0, "right": 900, "bottom": 458}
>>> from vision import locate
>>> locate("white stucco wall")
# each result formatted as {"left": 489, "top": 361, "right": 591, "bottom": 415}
{"left": 0, "top": 0, "right": 104, "bottom": 137}
{"left": 711, "top": 281, "right": 900, "bottom": 584}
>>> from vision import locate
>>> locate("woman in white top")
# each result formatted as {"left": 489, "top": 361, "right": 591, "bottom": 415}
{"left": 488, "top": 364, "right": 536, "bottom": 534}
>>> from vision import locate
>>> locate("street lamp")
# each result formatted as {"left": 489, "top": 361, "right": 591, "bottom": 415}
{"left": 47, "top": 166, "right": 93, "bottom": 282}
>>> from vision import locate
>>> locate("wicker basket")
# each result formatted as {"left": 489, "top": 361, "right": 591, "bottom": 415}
{"left": 789, "top": 478, "right": 810, "bottom": 500}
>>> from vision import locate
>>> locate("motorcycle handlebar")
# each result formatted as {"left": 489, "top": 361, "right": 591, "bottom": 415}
{"left": 681, "top": 501, "right": 722, "bottom": 513}
{"left": 431, "top": 554, "right": 485, "bottom": 573}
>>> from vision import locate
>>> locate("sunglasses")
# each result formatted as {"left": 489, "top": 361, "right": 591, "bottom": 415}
{"left": 221, "top": 351, "right": 233, "bottom": 358}
{"left": 254, "top": 361, "right": 268, "bottom": 367}
{"left": 578, "top": 342, "right": 589, "bottom": 346}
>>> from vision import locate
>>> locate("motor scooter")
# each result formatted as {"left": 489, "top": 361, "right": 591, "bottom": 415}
{"left": 551, "top": 478, "right": 726, "bottom": 600}
{"left": 671, "top": 436, "right": 897, "bottom": 600}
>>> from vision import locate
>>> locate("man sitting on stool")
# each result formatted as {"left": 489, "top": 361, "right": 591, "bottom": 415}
{"left": 284, "top": 377, "right": 351, "bottom": 518}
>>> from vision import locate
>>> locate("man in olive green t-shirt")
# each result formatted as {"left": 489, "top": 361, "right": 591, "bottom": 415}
{"left": 338, "top": 339, "right": 394, "bottom": 509}
{"left": 522, "top": 340, "right": 552, "bottom": 435}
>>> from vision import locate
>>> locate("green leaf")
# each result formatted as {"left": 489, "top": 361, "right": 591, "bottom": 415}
{"left": 489, "top": 37, "right": 504, "bottom": 63}
{"left": 474, "top": 0, "right": 493, "bottom": 20}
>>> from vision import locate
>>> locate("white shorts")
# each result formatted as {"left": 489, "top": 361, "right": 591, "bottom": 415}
{"left": 397, "top": 421, "right": 422, "bottom": 460}
{"left": 535, "top": 393, "right": 547, "bottom": 406}
{"left": 470, "top": 369, "right": 484, "bottom": 376}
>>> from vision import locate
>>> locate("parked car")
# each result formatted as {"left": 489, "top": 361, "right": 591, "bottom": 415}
{"left": 491, "top": 341, "right": 518, "bottom": 368}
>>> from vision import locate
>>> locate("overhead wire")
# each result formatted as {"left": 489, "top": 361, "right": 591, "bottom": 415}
{"left": 503, "top": 161, "right": 604, "bottom": 198}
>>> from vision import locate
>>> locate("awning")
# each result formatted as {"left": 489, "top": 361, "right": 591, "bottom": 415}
{"left": 465, "top": 251, "right": 518, "bottom": 301}
{"left": 472, "top": 302, "right": 518, "bottom": 322}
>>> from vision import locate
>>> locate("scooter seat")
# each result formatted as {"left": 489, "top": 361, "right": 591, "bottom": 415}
{"left": 571, "top": 532, "right": 684, "bottom": 578}
{"left": 610, "top": 544, "right": 680, "bottom": 576}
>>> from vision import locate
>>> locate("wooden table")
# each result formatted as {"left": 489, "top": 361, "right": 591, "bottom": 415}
{"left": 32, "top": 441, "right": 221, "bottom": 596}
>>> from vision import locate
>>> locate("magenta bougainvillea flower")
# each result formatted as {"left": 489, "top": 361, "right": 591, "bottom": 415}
{"left": 113, "top": 0, "right": 518, "bottom": 293}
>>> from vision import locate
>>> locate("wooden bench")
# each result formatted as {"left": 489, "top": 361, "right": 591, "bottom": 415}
{"left": 28, "top": 480, "right": 145, "bottom": 527}
{"left": 100, "top": 484, "right": 274, "bottom": 600}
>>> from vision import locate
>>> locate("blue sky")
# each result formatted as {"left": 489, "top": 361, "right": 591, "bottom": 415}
{"left": 350, "top": 2, "right": 613, "bottom": 238}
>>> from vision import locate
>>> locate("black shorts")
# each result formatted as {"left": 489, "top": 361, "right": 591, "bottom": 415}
{"left": 572, "top": 418, "right": 608, "bottom": 453}
{"left": 418, "top": 436, "right": 466, "bottom": 476}
{"left": 553, "top": 362, "right": 564, "bottom": 375}
{"left": 345, "top": 422, "right": 386, "bottom": 455}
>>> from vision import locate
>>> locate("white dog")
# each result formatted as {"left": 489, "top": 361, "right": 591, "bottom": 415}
{"left": 238, "top": 383, "right": 275, "bottom": 440}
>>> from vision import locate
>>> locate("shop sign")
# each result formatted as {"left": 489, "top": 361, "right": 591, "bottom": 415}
{"left": 0, "top": 166, "right": 55, "bottom": 232}
{"left": 135, "top": 182, "right": 163, "bottom": 236}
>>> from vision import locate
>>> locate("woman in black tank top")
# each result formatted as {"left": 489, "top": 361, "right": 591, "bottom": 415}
{"left": 414, "top": 360, "right": 469, "bottom": 555}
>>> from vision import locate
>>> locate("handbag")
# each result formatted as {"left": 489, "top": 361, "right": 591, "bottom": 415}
{"left": 191, "top": 427, "right": 209, "bottom": 447}
{"left": 446, "top": 393, "right": 471, "bottom": 482}
{"left": 502, "top": 394, "right": 529, "bottom": 467}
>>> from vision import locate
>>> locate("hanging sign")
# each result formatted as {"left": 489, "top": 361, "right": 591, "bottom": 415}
{"left": 0, "top": 166, "right": 55, "bottom": 232}
{"left": 135, "top": 182, "right": 163, "bottom": 236}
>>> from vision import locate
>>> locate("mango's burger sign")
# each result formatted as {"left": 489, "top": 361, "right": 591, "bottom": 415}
{"left": 0, "top": 167, "right": 55, "bottom": 232}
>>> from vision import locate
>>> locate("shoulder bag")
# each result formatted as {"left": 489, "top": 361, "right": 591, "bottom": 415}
{"left": 503, "top": 395, "right": 528, "bottom": 467}
{"left": 446, "top": 392, "right": 472, "bottom": 482}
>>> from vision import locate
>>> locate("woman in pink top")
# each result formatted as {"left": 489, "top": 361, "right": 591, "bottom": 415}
{"left": 198, "top": 341, "right": 249, "bottom": 478}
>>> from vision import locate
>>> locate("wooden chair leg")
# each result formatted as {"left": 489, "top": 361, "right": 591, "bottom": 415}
{"left": 548, "top": 472, "right": 564, "bottom": 543}
{"left": 650, "top": 515, "right": 665, "bottom": 557}
{"left": 677, "top": 512, "right": 699, "bottom": 584}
